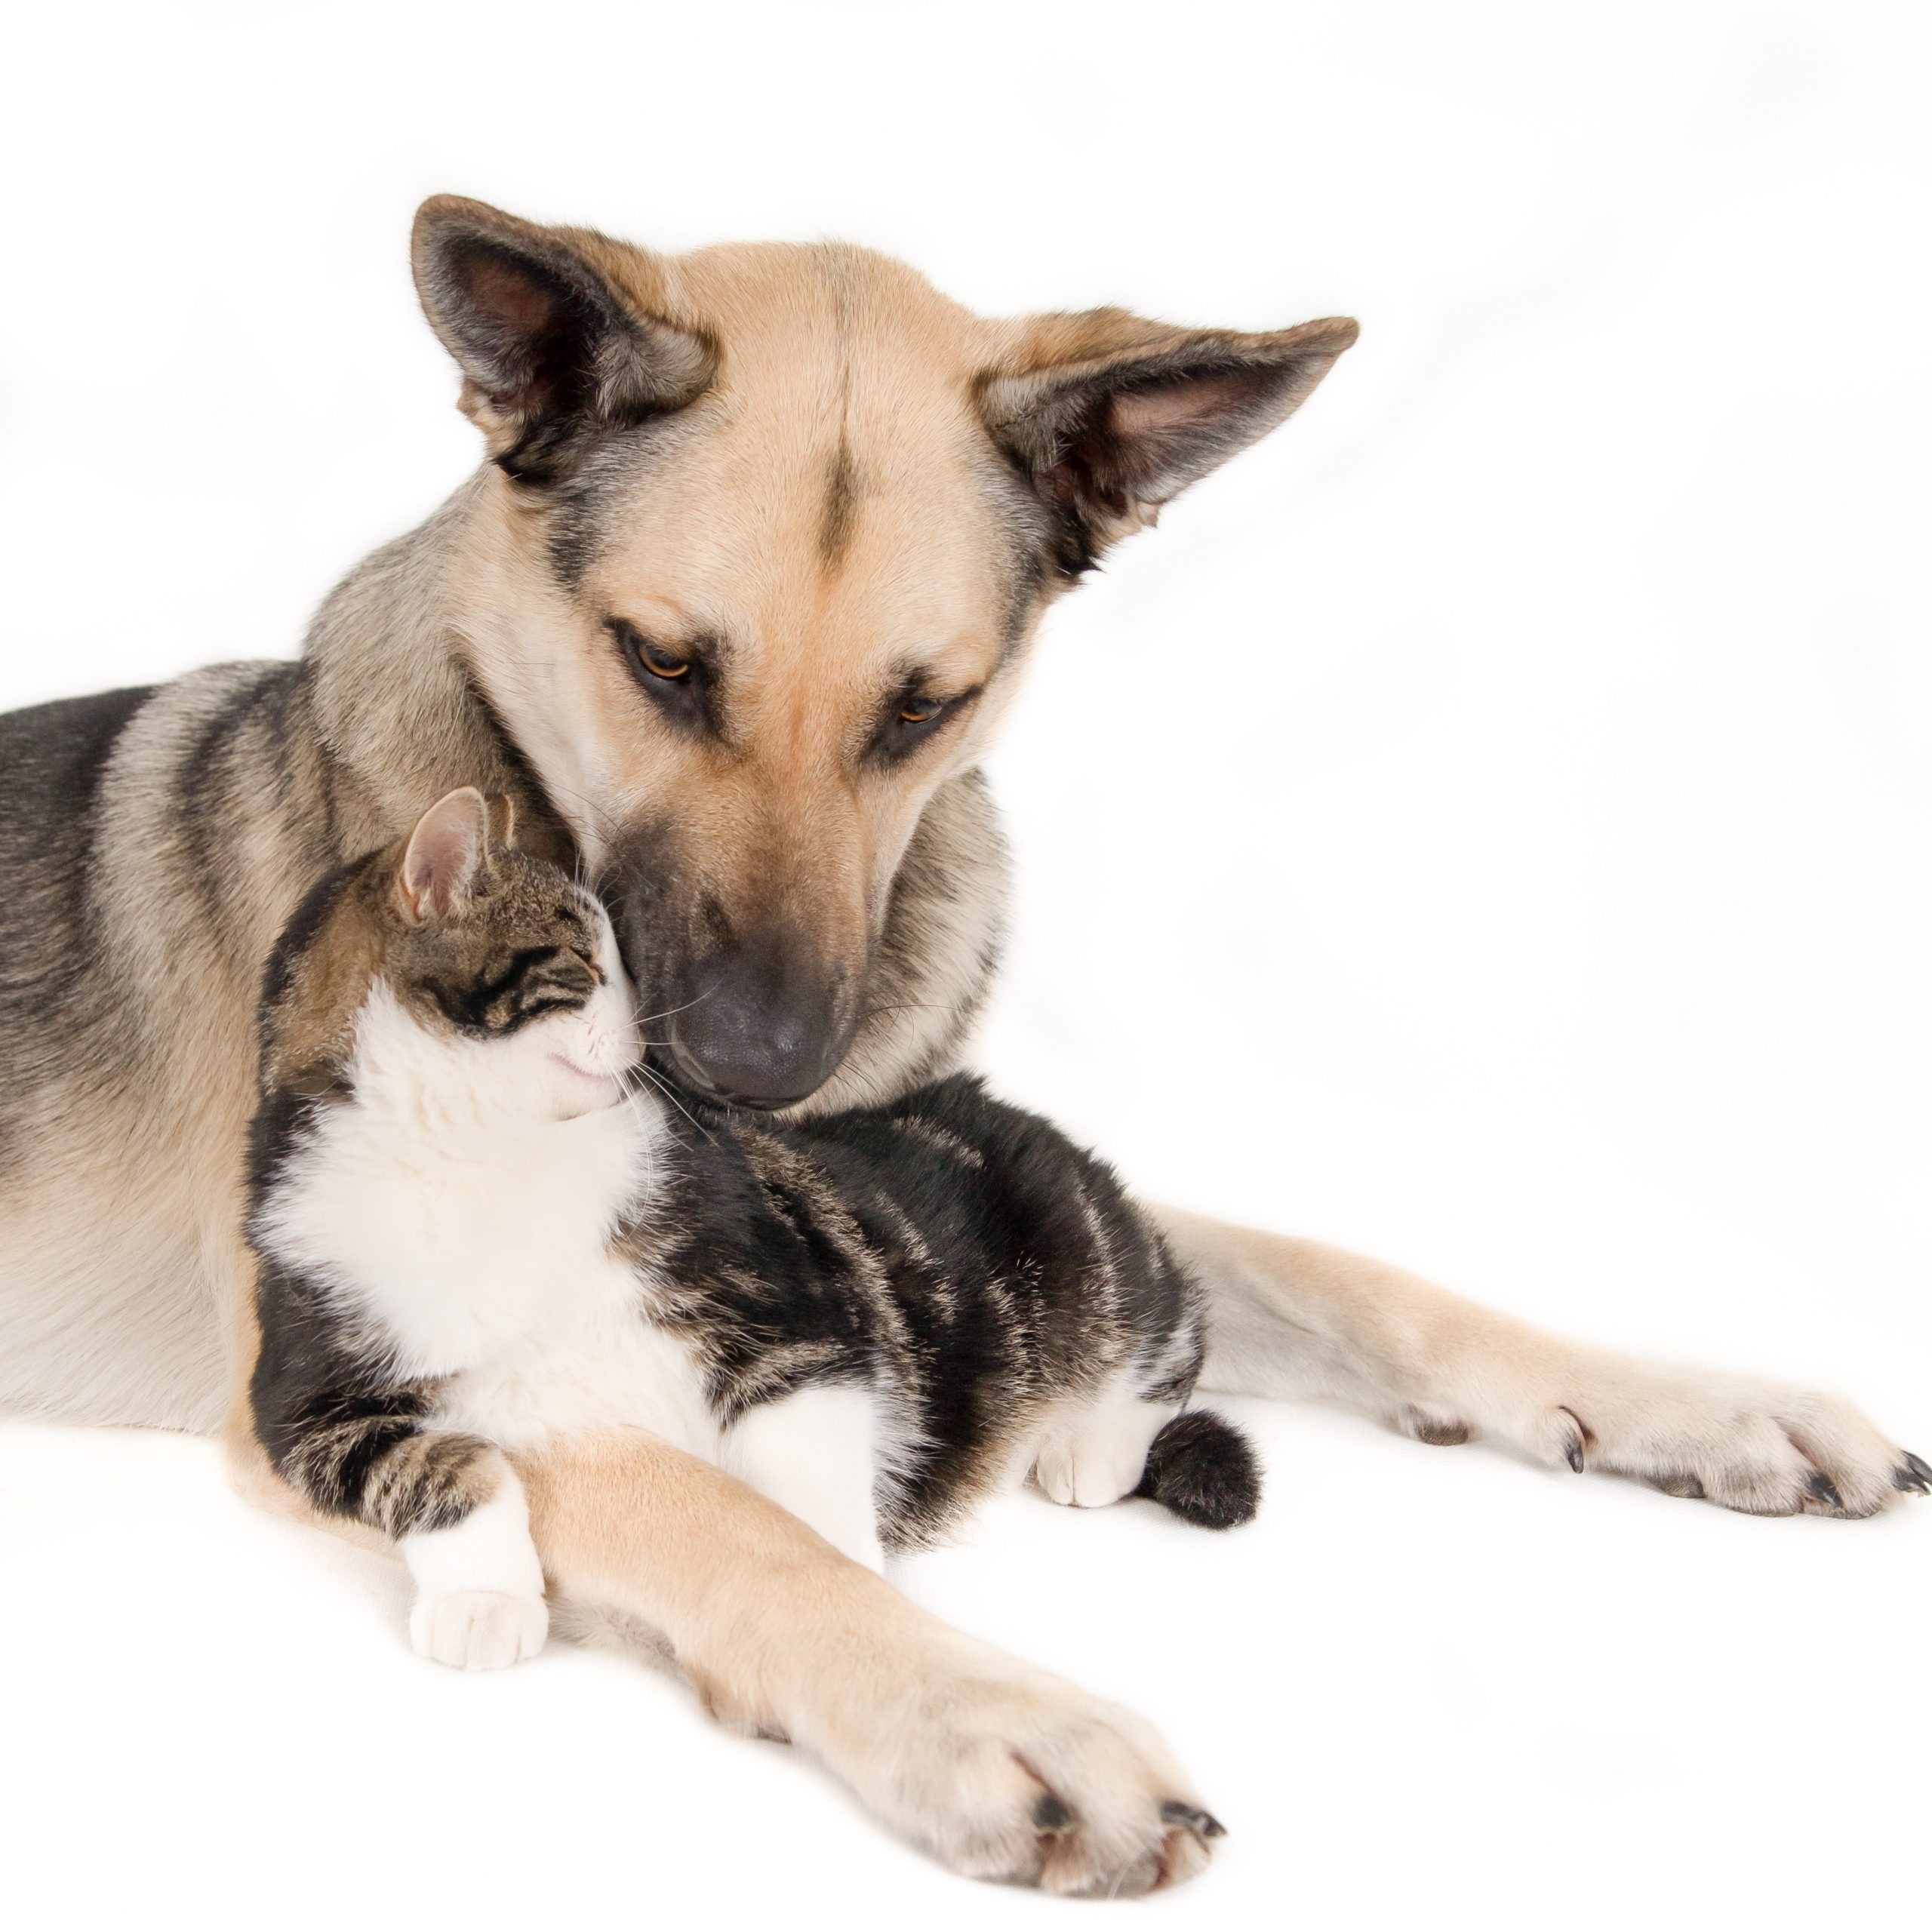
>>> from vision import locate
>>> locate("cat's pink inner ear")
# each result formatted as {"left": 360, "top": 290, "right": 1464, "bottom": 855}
{"left": 400, "top": 786, "right": 491, "bottom": 921}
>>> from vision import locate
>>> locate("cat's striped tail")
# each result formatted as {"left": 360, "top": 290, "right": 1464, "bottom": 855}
{"left": 1134, "top": 1410, "right": 1263, "bottom": 1529}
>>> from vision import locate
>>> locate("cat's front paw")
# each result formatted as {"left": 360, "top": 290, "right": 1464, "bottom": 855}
{"left": 1033, "top": 1402, "right": 1171, "bottom": 1509}
{"left": 409, "top": 1587, "right": 549, "bottom": 1670}
{"left": 399, "top": 1480, "right": 549, "bottom": 1667}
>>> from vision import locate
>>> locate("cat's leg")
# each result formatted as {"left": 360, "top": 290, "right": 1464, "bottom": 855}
{"left": 517, "top": 1428, "right": 1222, "bottom": 1894}
{"left": 248, "top": 1366, "right": 547, "bottom": 1664}
{"left": 724, "top": 1383, "right": 885, "bottom": 1572}
{"left": 1034, "top": 1398, "right": 1178, "bottom": 1510}
{"left": 398, "top": 1462, "right": 549, "bottom": 1670}
{"left": 260, "top": 1419, "right": 548, "bottom": 1669}
{"left": 245, "top": 1222, "right": 549, "bottom": 1667}
{"left": 1155, "top": 1204, "right": 1927, "bottom": 1518}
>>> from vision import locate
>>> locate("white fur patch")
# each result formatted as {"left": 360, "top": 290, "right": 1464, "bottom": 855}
{"left": 402, "top": 1480, "right": 548, "bottom": 1669}
{"left": 1033, "top": 1393, "right": 1177, "bottom": 1509}
{"left": 255, "top": 943, "right": 718, "bottom": 1463}
{"left": 725, "top": 1383, "right": 887, "bottom": 1571}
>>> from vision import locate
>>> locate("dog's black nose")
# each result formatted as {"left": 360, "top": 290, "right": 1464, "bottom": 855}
{"left": 660, "top": 937, "right": 848, "bottom": 1110}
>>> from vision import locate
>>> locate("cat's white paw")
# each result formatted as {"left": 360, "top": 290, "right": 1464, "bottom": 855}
{"left": 398, "top": 1478, "right": 549, "bottom": 1668}
{"left": 1034, "top": 1402, "right": 1172, "bottom": 1509}
{"left": 410, "top": 1586, "right": 549, "bottom": 1670}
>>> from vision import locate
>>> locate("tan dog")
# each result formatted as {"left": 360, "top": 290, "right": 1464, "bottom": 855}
{"left": 0, "top": 198, "right": 1920, "bottom": 1894}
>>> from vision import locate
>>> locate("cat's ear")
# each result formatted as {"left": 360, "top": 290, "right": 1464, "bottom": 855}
{"left": 484, "top": 791, "right": 518, "bottom": 851}
{"left": 980, "top": 309, "right": 1358, "bottom": 576}
{"left": 399, "top": 787, "right": 492, "bottom": 921}
{"left": 411, "top": 195, "right": 715, "bottom": 484}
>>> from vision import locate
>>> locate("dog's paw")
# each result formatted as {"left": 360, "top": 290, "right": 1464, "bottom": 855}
{"left": 855, "top": 1657, "right": 1220, "bottom": 1895}
{"left": 409, "top": 1587, "right": 549, "bottom": 1670}
{"left": 1509, "top": 1366, "right": 1924, "bottom": 1518}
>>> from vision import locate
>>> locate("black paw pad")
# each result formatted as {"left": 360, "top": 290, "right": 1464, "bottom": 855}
{"left": 1648, "top": 1471, "right": 1707, "bottom": 1500}
{"left": 1161, "top": 1801, "right": 1226, "bottom": 1840}
{"left": 1033, "top": 1792, "right": 1075, "bottom": 1834}
{"left": 1405, "top": 1409, "right": 1472, "bottom": 1447}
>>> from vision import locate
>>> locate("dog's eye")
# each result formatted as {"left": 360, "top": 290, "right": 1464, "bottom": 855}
{"left": 872, "top": 686, "right": 979, "bottom": 767}
{"left": 611, "top": 619, "right": 712, "bottom": 727}
{"left": 638, "top": 640, "right": 690, "bottom": 680}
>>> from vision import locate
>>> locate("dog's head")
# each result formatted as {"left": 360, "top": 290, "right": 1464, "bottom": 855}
{"left": 413, "top": 196, "right": 1355, "bottom": 1109}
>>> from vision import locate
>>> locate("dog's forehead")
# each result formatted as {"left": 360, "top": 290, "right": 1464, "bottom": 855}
{"left": 657, "top": 238, "right": 1001, "bottom": 379}
{"left": 584, "top": 241, "right": 1029, "bottom": 670}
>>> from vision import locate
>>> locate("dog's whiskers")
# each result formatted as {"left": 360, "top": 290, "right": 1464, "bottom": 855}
{"left": 632, "top": 989, "right": 715, "bottom": 1029}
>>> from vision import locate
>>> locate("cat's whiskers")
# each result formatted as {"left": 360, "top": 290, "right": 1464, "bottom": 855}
{"left": 619, "top": 1060, "right": 716, "bottom": 1145}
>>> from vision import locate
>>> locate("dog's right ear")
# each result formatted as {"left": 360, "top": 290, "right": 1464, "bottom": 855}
{"left": 411, "top": 195, "right": 715, "bottom": 484}
{"left": 398, "top": 786, "right": 492, "bottom": 921}
{"left": 983, "top": 309, "right": 1358, "bottom": 578}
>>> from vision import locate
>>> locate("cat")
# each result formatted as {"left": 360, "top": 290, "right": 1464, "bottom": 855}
{"left": 246, "top": 787, "right": 1260, "bottom": 1668}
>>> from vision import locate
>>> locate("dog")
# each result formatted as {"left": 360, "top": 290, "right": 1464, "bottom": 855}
{"left": 0, "top": 197, "right": 1921, "bottom": 1894}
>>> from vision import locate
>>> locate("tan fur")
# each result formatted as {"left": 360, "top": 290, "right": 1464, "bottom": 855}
{"left": 438, "top": 237, "right": 1036, "bottom": 1018}
{"left": 1164, "top": 1210, "right": 1913, "bottom": 1518}
{"left": 516, "top": 1428, "right": 1213, "bottom": 1895}
{"left": 261, "top": 895, "right": 383, "bottom": 1094}
{"left": 2, "top": 200, "right": 1914, "bottom": 1894}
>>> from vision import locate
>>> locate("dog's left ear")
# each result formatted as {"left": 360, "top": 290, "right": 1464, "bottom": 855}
{"left": 981, "top": 310, "right": 1358, "bottom": 576}
{"left": 411, "top": 195, "right": 715, "bottom": 485}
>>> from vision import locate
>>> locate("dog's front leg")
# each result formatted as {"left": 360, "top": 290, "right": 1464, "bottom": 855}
{"left": 515, "top": 1427, "right": 1223, "bottom": 1894}
{"left": 1155, "top": 1205, "right": 1927, "bottom": 1518}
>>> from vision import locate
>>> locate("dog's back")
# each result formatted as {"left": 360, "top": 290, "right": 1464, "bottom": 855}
{"left": 0, "top": 671, "right": 296, "bottom": 1427}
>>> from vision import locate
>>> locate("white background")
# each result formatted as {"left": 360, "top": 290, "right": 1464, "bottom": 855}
{"left": 2, "top": 3, "right": 1927, "bottom": 1927}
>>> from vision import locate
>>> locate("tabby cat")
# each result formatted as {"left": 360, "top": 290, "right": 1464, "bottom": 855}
{"left": 247, "top": 788, "right": 1259, "bottom": 1668}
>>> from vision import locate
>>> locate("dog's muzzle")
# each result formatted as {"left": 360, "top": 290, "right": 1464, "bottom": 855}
{"left": 658, "top": 931, "right": 852, "bottom": 1110}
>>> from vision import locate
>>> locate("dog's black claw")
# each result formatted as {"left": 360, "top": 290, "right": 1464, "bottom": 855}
{"left": 1805, "top": 1470, "right": 1845, "bottom": 1511}
{"left": 1555, "top": 1404, "right": 1589, "bottom": 1473}
{"left": 1033, "top": 1792, "right": 1074, "bottom": 1834}
{"left": 1903, "top": 1451, "right": 1932, "bottom": 1484}
{"left": 1893, "top": 1455, "right": 1931, "bottom": 1495}
{"left": 1161, "top": 1801, "right": 1226, "bottom": 1841}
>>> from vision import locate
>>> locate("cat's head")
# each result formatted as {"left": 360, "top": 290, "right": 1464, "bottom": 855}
{"left": 260, "top": 787, "right": 640, "bottom": 1121}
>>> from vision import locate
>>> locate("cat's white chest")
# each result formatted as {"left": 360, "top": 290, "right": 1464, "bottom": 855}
{"left": 270, "top": 1091, "right": 643, "bottom": 1370}
{"left": 257, "top": 992, "right": 718, "bottom": 1458}
{"left": 433, "top": 1292, "right": 721, "bottom": 1460}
